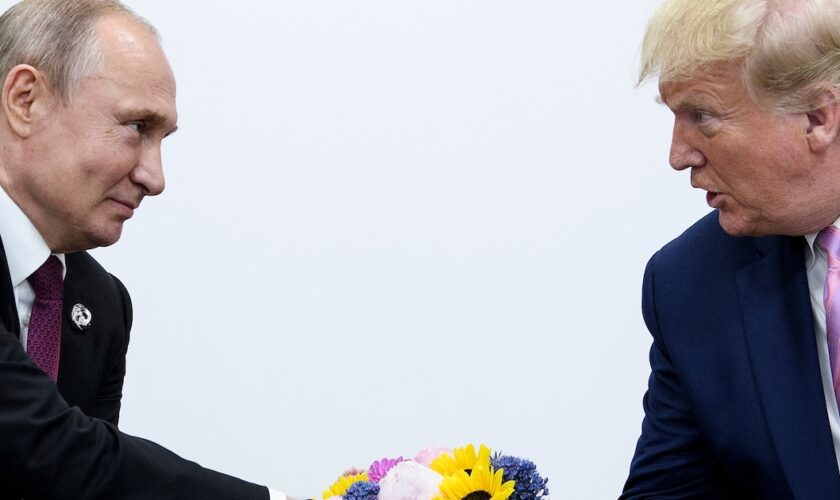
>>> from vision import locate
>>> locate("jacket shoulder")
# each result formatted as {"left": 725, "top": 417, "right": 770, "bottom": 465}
{"left": 65, "top": 251, "right": 114, "bottom": 286}
{"left": 654, "top": 211, "right": 773, "bottom": 277}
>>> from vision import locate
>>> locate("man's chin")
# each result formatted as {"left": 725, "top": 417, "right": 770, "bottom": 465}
{"left": 717, "top": 212, "right": 760, "bottom": 238}
{"left": 77, "top": 224, "right": 124, "bottom": 251}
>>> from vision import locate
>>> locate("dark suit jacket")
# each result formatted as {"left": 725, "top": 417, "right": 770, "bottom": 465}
{"left": 0, "top": 238, "right": 270, "bottom": 499}
{"left": 623, "top": 211, "right": 840, "bottom": 499}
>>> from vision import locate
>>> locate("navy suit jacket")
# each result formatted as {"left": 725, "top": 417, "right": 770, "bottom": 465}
{"left": 0, "top": 237, "right": 269, "bottom": 499}
{"left": 623, "top": 212, "right": 840, "bottom": 499}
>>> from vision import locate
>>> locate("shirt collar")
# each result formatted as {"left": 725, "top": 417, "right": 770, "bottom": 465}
{"left": 0, "top": 187, "right": 65, "bottom": 287}
{"left": 805, "top": 217, "right": 840, "bottom": 271}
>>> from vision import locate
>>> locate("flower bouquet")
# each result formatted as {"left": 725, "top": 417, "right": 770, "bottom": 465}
{"left": 320, "top": 443, "right": 549, "bottom": 500}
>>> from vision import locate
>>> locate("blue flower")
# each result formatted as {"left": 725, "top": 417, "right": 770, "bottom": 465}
{"left": 491, "top": 453, "right": 549, "bottom": 499}
{"left": 343, "top": 481, "right": 380, "bottom": 500}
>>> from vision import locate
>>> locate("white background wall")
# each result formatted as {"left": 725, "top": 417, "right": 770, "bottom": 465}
{"left": 11, "top": 0, "right": 714, "bottom": 497}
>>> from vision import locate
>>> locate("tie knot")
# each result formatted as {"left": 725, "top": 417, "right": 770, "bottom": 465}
{"left": 28, "top": 256, "right": 63, "bottom": 300}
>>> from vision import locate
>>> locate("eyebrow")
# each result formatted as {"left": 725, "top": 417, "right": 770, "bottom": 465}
{"left": 657, "top": 93, "right": 710, "bottom": 114}
{"left": 122, "top": 108, "right": 179, "bottom": 136}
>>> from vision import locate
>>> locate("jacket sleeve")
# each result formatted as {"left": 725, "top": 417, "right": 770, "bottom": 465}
{"left": 0, "top": 325, "right": 270, "bottom": 499}
{"left": 621, "top": 253, "right": 734, "bottom": 499}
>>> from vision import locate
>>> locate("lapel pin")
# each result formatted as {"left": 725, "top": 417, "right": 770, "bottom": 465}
{"left": 70, "top": 303, "right": 92, "bottom": 332}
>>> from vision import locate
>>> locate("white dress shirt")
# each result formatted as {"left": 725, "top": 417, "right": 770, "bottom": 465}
{"left": 804, "top": 223, "right": 840, "bottom": 474}
{"left": 0, "top": 188, "right": 286, "bottom": 500}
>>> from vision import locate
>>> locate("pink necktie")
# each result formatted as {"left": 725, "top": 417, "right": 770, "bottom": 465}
{"left": 26, "top": 256, "right": 63, "bottom": 380}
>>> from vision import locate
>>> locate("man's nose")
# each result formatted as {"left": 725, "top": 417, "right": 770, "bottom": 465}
{"left": 669, "top": 122, "right": 705, "bottom": 171}
{"left": 131, "top": 144, "right": 166, "bottom": 196}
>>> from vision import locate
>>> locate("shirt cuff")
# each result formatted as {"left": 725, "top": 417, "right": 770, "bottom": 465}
{"left": 269, "top": 489, "right": 287, "bottom": 500}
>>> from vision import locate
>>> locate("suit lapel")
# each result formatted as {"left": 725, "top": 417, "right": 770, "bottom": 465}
{"left": 737, "top": 235, "right": 840, "bottom": 497}
{"left": 56, "top": 264, "right": 100, "bottom": 400}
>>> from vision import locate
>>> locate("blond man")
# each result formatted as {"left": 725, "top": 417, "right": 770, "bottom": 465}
{"left": 626, "top": 0, "right": 840, "bottom": 497}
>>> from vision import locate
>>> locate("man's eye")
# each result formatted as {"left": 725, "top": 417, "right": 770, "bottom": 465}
{"left": 691, "top": 110, "right": 714, "bottom": 124}
{"left": 127, "top": 121, "right": 145, "bottom": 133}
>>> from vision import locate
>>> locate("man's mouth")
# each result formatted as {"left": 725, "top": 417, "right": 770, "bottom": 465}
{"left": 109, "top": 198, "right": 139, "bottom": 218}
{"left": 706, "top": 191, "right": 723, "bottom": 208}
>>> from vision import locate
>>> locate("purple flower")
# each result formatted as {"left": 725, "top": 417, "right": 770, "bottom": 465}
{"left": 491, "top": 453, "right": 549, "bottom": 499}
{"left": 343, "top": 481, "right": 379, "bottom": 500}
{"left": 367, "top": 457, "right": 406, "bottom": 483}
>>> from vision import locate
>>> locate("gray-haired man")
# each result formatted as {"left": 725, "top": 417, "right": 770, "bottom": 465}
{"left": 0, "top": 1, "right": 285, "bottom": 497}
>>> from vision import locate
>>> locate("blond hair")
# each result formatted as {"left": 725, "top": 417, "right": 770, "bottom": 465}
{"left": 641, "top": 0, "right": 840, "bottom": 112}
{"left": 0, "top": 0, "right": 157, "bottom": 101}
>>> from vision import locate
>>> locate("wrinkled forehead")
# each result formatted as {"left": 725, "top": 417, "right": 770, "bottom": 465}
{"left": 658, "top": 62, "right": 746, "bottom": 102}
{"left": 65, "top": 15, "right": 178, "bottom": 129}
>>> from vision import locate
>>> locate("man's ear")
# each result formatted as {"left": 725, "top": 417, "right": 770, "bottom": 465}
{"left": 1, "top": 64, "right": 52, "bottom": 138}
{"left": 805, "top": 86, "right": 840, "bottom": 153}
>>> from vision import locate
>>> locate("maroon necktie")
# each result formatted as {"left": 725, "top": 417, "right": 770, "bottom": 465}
{"left": 26, "top": 256, "right": 63, "bottom": 380}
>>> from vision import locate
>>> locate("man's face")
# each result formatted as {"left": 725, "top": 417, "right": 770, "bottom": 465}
{"left": 660, "top": 62, "right": 838, "bottom": 237}
{"left": 12, "top": 15, "right": 178, "bottom": 252}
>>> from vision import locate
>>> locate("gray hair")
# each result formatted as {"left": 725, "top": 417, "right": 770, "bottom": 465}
{"left": 0, "top": 0, "right": 158, "bottom": 101}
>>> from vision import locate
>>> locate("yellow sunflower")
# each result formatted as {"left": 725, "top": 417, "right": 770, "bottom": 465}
{"left": 430, "top": 443, "right": 491, "bottom": 477}
{"left": 433, "top": 466, "right": 516, "bottom": 500}
{"left": 322, "top": 471, "right": 369, "bottom": 499}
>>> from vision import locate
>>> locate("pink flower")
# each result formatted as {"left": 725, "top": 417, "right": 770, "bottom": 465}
{"left": 367, "top": 457, "right": 406, "bottom": 483}
{"left": 413, "top": 447, "right": 453, "bottom": 467}
{"left": 378, "top": 461, "right": 442, "bottom": 499}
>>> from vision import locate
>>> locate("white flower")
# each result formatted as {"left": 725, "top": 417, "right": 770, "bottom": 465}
{"left": 378, "top": 461, "right": 443, "bottom": 500}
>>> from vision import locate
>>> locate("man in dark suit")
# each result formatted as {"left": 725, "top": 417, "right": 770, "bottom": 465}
{"left": 624, "top": 0, "right": 840, "bottom": 498}
{"left": 0, "top": 0, "right": 285, "bottom": 498}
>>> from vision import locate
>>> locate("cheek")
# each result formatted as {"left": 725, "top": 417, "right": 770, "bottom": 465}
{"left": 705, "top": 146, "right": 751, "bottom": 186}
{"left": 714, "top": 140, "right": 785, "bottom": 186}
{"left": 83, "top": 146, "right": 140, "bottom": 186}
